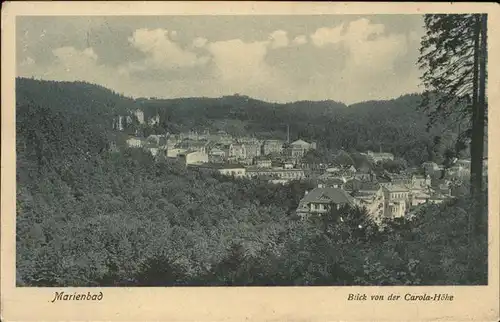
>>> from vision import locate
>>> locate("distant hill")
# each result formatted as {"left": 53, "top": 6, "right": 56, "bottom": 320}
{"left": 15, "top": 78, "right": 465, "bottom": 166}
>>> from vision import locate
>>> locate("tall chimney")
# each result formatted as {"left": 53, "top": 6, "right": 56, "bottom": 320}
{"left": 287, "top": 124, "right": 290, "bottom": 144}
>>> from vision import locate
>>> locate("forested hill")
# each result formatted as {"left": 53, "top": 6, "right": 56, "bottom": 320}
{"left": 15, "top": 77, "right": 486, "bottom": 287}
{"left": 17, "top": 78, "right": 138, "bottom": 119}
{"left": 16, "top": 78, "right": 462, "bottom": 165}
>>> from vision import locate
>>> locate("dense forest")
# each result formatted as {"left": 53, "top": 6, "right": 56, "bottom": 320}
{"left": 16, "top": 78, "right": 487, "bottom": 286}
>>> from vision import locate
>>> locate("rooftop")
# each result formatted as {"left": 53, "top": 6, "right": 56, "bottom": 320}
{"left": 301, "top": 187, "right": 355, "bottom": 205}
{"left": 191, "top": 163, "right": 246, "bottom": 170}
{"left": 290, "top": 139, "right": 310, "bottom": 146}
{"left": 383, "top": 185, "right": 409, "bottom": 192}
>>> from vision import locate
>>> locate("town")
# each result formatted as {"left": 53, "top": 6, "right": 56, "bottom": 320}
{"left": 113, "top": 108, "right": 483, "bottom": 226}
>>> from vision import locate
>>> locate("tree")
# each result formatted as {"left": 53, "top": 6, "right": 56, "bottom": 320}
{"left": 418, "top": 14, "right": 488, "bottom": 234}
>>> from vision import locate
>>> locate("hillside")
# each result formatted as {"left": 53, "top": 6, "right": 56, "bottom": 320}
{"left": 16, "top": 77, "right": 466, "bottom": 166}
{"left": 15, "top": 78, "right": 487, "bottom": 286}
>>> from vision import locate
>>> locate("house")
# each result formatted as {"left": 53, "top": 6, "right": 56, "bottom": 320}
{"left": 295, "top": 185, "right": 356, "bottom": 218}
{"left": 354, "top": 168, "right": 376, "bottom": 182}
{"left": 167, "top": 147, "right": 187, "bottom": 158}
{"left": 261, "top": 140, "right": 284, "bottom": 156}
{"left": 176, "top": 139, "right": 208, "bottom": 154}
{"left": 343, "top": 179, "right": 380, "bottom": 193}
{"left": 422, "top": 161, "right": 440, "bottom": 175}
{"left": 283, "top": 144, "right": 305, "bottom": 160}
{"left": 411, "top": 174, "right": 431, "bottom": 188}
{"left": 431, "top": 179, "right": 452, "bottom": 196}
{"left": 178, "top": 150, "right": 208, "bottom": 165}
{"left": 242, "top": 142, "right": 261, "bottom": 159}
{"left": 126, "top": 137, "right": 144, "bottom": 148}
{"left": 291, "top": 139, "right": 315, "bottom": 151}
{"left": 207, "top": 130, "right": 233, "bottom": 144}
{"left": 382, "top": 185, "right": 410, "bottom": 218}
{"left": 191, "top": 163, "right": 246, "bottom": 178}
{"left": 133, "top": 109, "right": 145, "bottom": 124}
{"left": 113, "top": 115, "right": 125, "bottom": 131}
{"left": 253, "top": 156, "right": 272, "bottom": 168}
{"left": 317, "top": 177, "right": 345, "bottom": 188}
{"left": 246, "top": 167, "right": 305, "bottom": 181}
{"left": 230, "top": 143, "right": 247, "bottom": 160}
{"left": 208, "top": 147, "right": 226, "bottom": 158}
{"left": 366, "top": 150, "right": 394, "bottom": 163}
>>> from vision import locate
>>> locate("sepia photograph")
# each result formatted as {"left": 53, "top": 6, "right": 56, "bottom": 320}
{"left": 1, "top": 2, "right": 499, "bottom": 321}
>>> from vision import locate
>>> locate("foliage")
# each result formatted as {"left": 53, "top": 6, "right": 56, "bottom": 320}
{"left": 15, "top": 78, "right": 487, "bottom": 286}
{"left": 419, "top": 13, "right": 488, "bottom": 236}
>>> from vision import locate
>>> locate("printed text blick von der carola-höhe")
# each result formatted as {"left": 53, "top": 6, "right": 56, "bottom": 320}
{"left": 51, "top": 291, "right": 103, "bottom": 303}
{"left": 348, "top": 293, "right": 454, "bottom": 301}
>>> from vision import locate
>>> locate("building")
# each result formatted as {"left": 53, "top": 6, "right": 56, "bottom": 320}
{"left": 246, "top": 167, "right": 305, "bottom": 181}
{"left": 317, "top": 177, "right": 345, "bottom": 189}
{"left": 133, "top": 109, "right": 145, "bottom": 124}
{"left": 208, "top": 131, "right": 233, "bottom": 144}
{"left": 208, "top": 147, "right": 226, "bottom": 160}
{"left": 284, "top": 139, "right": 316, "bottom": 161}
{"left": 354, "top": 169, "right": 377, "bottom": 182}
{"left": 295, "top": 185, "right": 356, "bottom": 218}
{"left": 178, "top": 150, "right": 208, "bottom": 165}
{"left": 126, "top": 137, "right": 144, "bottom": 148}
{"left": 343, "top": 179, "right": 380, "bottom": 193}
{"left": 422, "top": 161, "right": 440, "bottom": 174}
{"left": 253, "top": 156, "right": 272, "bottom": 168}
{"left": 113, "top": 115, "right": 125, "bottom": 131}
{"left": 409, "top": 174, "right": 432, "bottom": 191}
{"left": 167, "top": 147, "right": 187, "bottom": 158}
{"left": 176, "top": 139, "right": 208, "bottom": 154}
{"left": 191, "top": 163, "right": 247, "bottom": 178}
{"left": 382, "top": 185, "right": 410, "bottom": 218}
{"left": 367, "top": 150, "right": 394, "bottom": 163}
{"left": 290, "top": 139, "right": 315, "bottom": 152}
{"left": 244, "top": 142, "right": 262, "bottom": 159}
{"left": 284, "top": 145, "right": 305, "bottom": 160}
{"left": 229, "top": 143, "right": 247, "bottom": 160}
{"left": 261, "top": 140, "right": 284, "bottom": 156}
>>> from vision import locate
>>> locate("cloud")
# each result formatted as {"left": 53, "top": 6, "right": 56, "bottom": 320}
{"left": 18, "top": 46, "right": 129, "bottom": 90}
{"left": 292, "top": 35, "right": 307, "bottom": 46}
{"left": 19, "top": 56, "right": 35, "bottom": 67}
{"left": 269, "top": 30, "right": 289, "bottom": 49}
{"left": 192, "top": 37, "right": 208, "bottom": 48}
{"left": 310, "top": 24, "right": 344, "bottom": 47}
{"left": 207, "top": 39, "right": 269, "bottom": 83}
{"left": 206, "top": 38, "right": 291, "bottom": 100}
{"left": 127, "top": 28, "right": 209, "bottom": 71}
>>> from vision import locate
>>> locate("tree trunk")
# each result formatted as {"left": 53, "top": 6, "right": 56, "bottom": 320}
{"left": 474, "top": 14, "right": 487, "bottom": 233}
{"left": 469, "top": 15, "right": 484, "bottom": 235}
{"left": 469, "top": 15, "right": 481, "bottom": 202}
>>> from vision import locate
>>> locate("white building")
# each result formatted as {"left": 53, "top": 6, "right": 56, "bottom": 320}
{"left": 134, "top": 109, "right": 145, "bottom": 125}
{"left": 179, "top": 151, "right": 209, "bottom": 165}
{"left": 367, "top": 150, "right": 394, "bottom": 163}
{"left": 126, "top": 137, "right": 144, "bottom": 148}
{"left": 382, "top": 185, "right": 410, "bottom": 218}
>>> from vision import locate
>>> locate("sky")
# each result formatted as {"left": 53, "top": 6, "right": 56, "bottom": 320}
{"left": 17, "top": 15, "right": 425, "bottom": 105}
